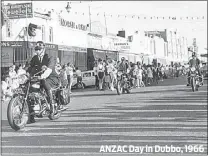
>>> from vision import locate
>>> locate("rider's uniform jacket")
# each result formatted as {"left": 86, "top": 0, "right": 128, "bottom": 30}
{"left": 118, "top": 62, "right": 127, "bottom": 72}
{"left": 189, "top": 58, "right": 200, "bottom": 69}
{"left": 27, "top": 53, "right": 55, "bottom": 76}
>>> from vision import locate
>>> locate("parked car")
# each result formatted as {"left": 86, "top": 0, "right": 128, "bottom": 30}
{"left": 72, "top": 70, "right": 95, "bottom": 88}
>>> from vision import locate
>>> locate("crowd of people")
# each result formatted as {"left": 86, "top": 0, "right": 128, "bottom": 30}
{"left": 1, "top": 64, "right": 27, "bottom": 101}
{"left": 1, "top": 62, "right": 76, "bottom": 101}
{"left": 1, "top": 57, "right": 188, "bottom": 101}
{"left": 92, "top": 57, "right": 187, "bottom": 91}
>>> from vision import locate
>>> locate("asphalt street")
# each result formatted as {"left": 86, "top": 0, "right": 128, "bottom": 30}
{"left": 1, "top": 76, "right": 207, "bottom": 156}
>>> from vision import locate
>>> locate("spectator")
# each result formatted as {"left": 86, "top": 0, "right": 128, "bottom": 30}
{"left": 93, "top": 61, "right": 99, "bottom": 90}
{"left": 160, "top": 65, "right": 165, "bottom": 81}
{"left": 147, "top": 65, "right": 153, "bottom": 85}
{"left": 66, "top": 63, "right": 74, "bottom": 93}
{"left": 60, "top": 65, "right": 68, "bottom": 87}
{"left": 8, "top": 65, "right": 19, "bottom": 89}
{"left": 137, "top": 64, "right": 143, "bottom": 88}
{"left": 97, "top": 59, "right": 105, "bottom": 90}
{"left": 17, "top": 64, "right": 26, "bottom": 76}
{"left": 1, "top": 76, "right": 13, "bottom": 101}
{"left": 129, "top": 63, "right": 138, "bottom": 88}
{"left": 75, "top": 67, "right": 83, "bottom": 88}
{"left": 9, "top": 65, "right": 17, "bottom": 79}
{"left": 106, "top": 59, "right": 116, "bottom": 91}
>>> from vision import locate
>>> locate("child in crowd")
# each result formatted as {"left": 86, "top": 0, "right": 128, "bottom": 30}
{"left": 129, "top": 64, "right": 138, "bottom": 88}
{"left": 137, "top": 65, "right": 143, "bottom": 88}
{"left": 75, "top": 67, "right": 83, "bottom": 88}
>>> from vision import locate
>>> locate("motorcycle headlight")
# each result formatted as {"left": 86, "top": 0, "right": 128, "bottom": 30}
{"left": 190, "top": 67, "right": 196, "bottom": 72}
{"left": 31, "top": 83, "right": 40, "bottom": 89}
{"left": 18, "top": 74, "right": 28, "bottom": 85}
{"left": 117, "top": 71, "right": 122, "bottom": 76}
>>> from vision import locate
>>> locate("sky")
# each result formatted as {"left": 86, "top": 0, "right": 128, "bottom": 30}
{"left": 4, "top": 1, "right": 207, "bottom": 54}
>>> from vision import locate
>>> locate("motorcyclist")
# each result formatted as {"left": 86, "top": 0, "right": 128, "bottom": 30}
{"left": 27, "top": 41, "right": 59, "bottom": 123}
{"left": 117, "top": 57, "right": 133, "bottom": 88}
{"left": 187, "top": 51, "right": 202, "bottom": 86}
{"left": 118, "top": 57, "right": 128, "bottom": 73}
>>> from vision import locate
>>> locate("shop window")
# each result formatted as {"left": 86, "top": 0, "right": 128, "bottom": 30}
{"left": 14, "top": 48, "right": 28, "bottom": 63}
{"left": 49, "top": 27, "right": 53, "bottom": 43}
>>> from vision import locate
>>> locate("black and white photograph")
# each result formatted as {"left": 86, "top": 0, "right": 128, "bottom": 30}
{"left": 0, "top": 1, "right": 207, "bottom": 156}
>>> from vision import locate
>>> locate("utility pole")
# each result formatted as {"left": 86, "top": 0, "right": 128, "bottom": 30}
{"left": 104, "top": 12, "right": 107, "bottom": 35}
{"left": 88, "top": 6, "right": 91, "bottom": 32}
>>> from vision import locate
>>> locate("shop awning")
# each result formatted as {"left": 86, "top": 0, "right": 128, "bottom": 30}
{"left": 201, "top": 53, "right": 208, "bottom": 57}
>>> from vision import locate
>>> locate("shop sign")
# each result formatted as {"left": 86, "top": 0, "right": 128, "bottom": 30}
{"left": 60, "top": 18, "right": 87, "bottom": 31}
{"left": 5, "top": 3, "right": 33, "bottom": 19}
{"left": 93, "top": 49, "right": 106, "bottom": 53}
{"left": 45, "top": 44, "right": 58, "bottom": 50}
{"left": 59, "top": 45, "right": 87, "bottom": 53}
{"left": 28, "top": 42, "right": 58, "bottom": 50}
{"left": 1, "top": 41, "right": 25, "bottom": 47}
{"left": 114, "top": 42, "right": 131, "bottom": 51}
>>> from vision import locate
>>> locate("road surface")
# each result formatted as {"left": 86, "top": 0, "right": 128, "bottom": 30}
{"left": 1, "top": 76, "right": 207, "bottom": 156}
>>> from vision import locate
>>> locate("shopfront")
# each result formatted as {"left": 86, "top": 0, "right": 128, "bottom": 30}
{"left": 1, "top": 41, "right": 58, "bottom": 68}
{"left": 87, "top": 48, "right": 118, "bottom": 70}
{"left": 58, "top": 45, "right": 87, "bottom": 71}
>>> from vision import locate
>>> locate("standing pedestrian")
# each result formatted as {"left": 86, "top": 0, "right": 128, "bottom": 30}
{"left": 75, "top": 67, "right": 83, "bottom": 89}
{"left": 106, "top": 59, "right": 116, "bottom": 91}
{"left": 66, "top": 63, "right": 75, "bottom": 93}
{"left": 97, "top": 59, "right": 105, "bottom": 90}
{"left": 93, "top": 61, "right": 99, "bottom": 90}
{"left": 147, "top": 65, "right": 153, "bottom": 85}
{"left": 137, "top": 64, "right": 143, "bottom": 88}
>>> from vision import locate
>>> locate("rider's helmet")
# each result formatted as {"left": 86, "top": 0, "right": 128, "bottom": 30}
{"left": 35, "top": 41, "right": 45, "bottom": 50}
{"left": 192, "top": 52, "right": 196, "bottom": 57}
{"left": 121, "top": 57, "right": 126, "bottom": 62}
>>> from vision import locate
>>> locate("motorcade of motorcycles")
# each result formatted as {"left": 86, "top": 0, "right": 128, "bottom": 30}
{"left": 188, "top": 67, "right": 202, "bottom": 92}
{"left": 7, "top": 71, "right": 70, "bottom": 131}
{"left": 116, "top": 71, "right": 132, "bottom": 95}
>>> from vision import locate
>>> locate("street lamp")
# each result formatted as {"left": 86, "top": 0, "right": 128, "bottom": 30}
{"left": 65, "top": 2, "right": 71, "bottom": 13}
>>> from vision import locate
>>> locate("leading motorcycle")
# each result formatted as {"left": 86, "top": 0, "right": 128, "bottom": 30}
{"left": 7, "top": 72, "right": 70, "bottom": 131}
{"left": 116, "top": 71, "right": 132, "bottom": 95}
{"left": 188, "top": 67, "right": 202, "bottom": 92}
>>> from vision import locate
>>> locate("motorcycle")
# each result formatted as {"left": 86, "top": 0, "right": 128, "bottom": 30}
{"left": 116, "top": 71, "right": 132, "bottom": 95}
{"left": 7, "top": 72, "right": 70, "bottom": 131}
{"left": 188, "top": 67, "right": 202, "bottom": 92}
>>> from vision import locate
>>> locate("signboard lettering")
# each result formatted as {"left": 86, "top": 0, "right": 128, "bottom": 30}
{"left": 1, "top": 41, "right": 24, "bottom": 47}
{"left": 5, "top": 3, "right": 33, "bottom": 19}
{"left": 60, "top": 18, "right": 87, "bottom": 31}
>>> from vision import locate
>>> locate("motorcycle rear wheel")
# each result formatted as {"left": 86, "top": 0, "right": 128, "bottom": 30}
{"left": 7, "top": 96, "right": 29, "bottom": 131}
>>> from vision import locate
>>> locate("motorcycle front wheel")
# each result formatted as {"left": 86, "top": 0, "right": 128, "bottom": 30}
{"left": 191, "top": 77, "right": 196, "bottom": 92}
{"left": 48, "top": 105, "right": 61, "bottom": 120}
{"left": 116, "top": 81, "right": 123, "bottom": 95}
{"left": 7, "top": 96, "right": 29, "bottom": 131}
